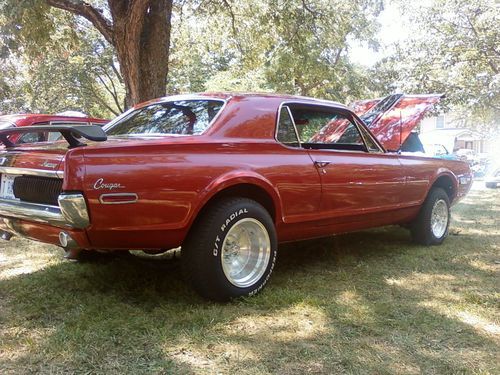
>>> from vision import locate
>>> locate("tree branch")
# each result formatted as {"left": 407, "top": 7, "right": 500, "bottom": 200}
{"left": 100, "top": 68, "right": 124, "bottom": 113}
{"left": 46, "top": 0, "right": 114, "bottom": 44}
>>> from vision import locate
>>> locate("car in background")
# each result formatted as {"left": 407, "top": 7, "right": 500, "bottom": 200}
{"left": 455, "top": 148, "right": 477, "bottom": 163}
{"left": 423, "top": 143, "right": 460, "bottom": 160}
{"left": 0, "top": 113, "right": 108, "bottom": 145}
{"left": 485, "top": 163, "right": 500, "bottom": 188}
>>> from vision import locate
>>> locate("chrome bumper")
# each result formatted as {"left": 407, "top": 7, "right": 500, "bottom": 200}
{"left": 0, "top": 193, "right": 89, "bottom": 229}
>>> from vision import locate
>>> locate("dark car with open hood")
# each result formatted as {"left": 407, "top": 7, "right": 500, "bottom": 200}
{"left": 0, "top": 93, "right": 472, "bottom": 301}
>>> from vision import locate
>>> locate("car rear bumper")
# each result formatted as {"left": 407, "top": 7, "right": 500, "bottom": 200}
{"left": 0, "top": 193, "right": 89, "bottom": 229}
{"left": 0, "top": 217, "right": 91, "bottom": 249}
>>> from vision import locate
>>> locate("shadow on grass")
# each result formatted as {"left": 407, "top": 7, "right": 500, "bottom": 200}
{"left": 1, "top": 190, "right": 498, "bottom": 373}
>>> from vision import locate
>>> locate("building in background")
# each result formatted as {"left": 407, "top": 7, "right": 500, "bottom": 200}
{"left": 419, "top": 113, "right": 488, "bottom": 154}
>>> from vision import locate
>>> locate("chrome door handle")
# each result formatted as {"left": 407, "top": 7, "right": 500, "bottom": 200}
{"left": 314, "top": 161, "right": 331, "bottom": 168}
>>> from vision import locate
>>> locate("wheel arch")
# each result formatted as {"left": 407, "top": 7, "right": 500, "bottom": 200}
{"left": 186, "top": 172, "right": 283, "bottom": 235}
{"left": 430, "top": 171, "right": 457, "bottom": 202}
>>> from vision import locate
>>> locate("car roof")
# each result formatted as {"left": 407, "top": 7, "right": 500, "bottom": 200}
{"left": 134, "top": 92, "right": 349, "bottom": 111}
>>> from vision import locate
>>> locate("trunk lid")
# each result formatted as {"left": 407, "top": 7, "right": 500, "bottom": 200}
{"left": 0, "top": 143, "right": 67, "bottom": 173}
{"left": 0, "top": 144, "right": 67, "bottom": 205}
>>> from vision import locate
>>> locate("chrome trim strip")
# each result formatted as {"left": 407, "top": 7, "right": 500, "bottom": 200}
{"left": 0, "top": 166, "right": 63, "bottom": 179}
{"left": 0, "top": 198, "right": 67, "bottom": 226}
{"left": 353, "top": 117, "right": 384, "bottom": 153}
{"left": 274, "top": 103, "right": 302, "bottom": 148}
{"left": 286, "top": 105, "right": 302, "bottom": 148}
{"left": 276, "top": 100, "right": 378, "bottom": 153}
{"left": 99, "top": 193, "right": 138, "bottom": 204}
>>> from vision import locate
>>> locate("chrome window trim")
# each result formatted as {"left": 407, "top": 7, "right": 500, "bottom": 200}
{"left": 0, "top": 166, "right": 63, "bottom": 179}
{"left": 277, "top": 101, "right": 372, "bottom": 153}
{"left": 353, "top": 117, "right": 384, "bottom": 153}
{"left": 274, "top": 103, "right": 302, "bottom": 148}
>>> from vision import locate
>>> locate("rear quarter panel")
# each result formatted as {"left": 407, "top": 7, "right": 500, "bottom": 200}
{"left": 80, "top": 139, "right": 322, "bottom": 249}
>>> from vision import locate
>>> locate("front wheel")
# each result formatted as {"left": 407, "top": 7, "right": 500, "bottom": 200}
{"left": 410, "top": 187, "right": 451, "bottom": 246}
{"left": 182, "top": 198, "right": 277, "bottom": 301}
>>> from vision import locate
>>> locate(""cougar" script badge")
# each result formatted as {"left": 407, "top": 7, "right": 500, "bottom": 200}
{"left": 93, "top": 178, "right": 125, "bottom": 190}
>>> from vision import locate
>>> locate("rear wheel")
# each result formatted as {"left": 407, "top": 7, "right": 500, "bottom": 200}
{"left": 182, "top": 198, "right": 277, "bottom": 301}
{"left": 411, "top": 187, "right": 451, "bottom": 246}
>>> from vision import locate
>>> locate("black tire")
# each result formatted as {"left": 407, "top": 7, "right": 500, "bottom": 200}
{"left": 410, "top": 187, "right": 451, "bottom": 246}
{"left": 182, "top": 197, "right": 277, "bottom": 301}
{"left": 485, "top": 182, "right": 497, "bottom": 189}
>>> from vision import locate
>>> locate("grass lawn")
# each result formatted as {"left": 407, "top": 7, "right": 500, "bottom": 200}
{"left": 0, "top": 183, "right": 498, "bottom": 374}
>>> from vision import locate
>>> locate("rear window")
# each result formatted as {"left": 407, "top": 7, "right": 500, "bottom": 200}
{"left": 105, "top": 100, "right": 224, "bottom": 136}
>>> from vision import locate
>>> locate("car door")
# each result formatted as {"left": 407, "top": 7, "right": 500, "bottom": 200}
{"left": 285, "top": 103, "right": 406, "bottom": 222}
{"left": 274, "top": 105, "right": 322, "bottom": 224}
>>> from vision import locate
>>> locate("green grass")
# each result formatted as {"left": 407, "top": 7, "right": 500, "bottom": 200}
{"left": 0, "top": 183, "right": 498, "bottom": 374}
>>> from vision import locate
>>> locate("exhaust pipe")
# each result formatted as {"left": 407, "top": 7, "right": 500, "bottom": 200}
{"left": 59, "top": 232, "right": 79, "bottom": 249}
{"left": 1, "top": 230, "right": 13, "bottom": 241}
{"left": 59, "top": 232, "right": 82, "bottom": 260}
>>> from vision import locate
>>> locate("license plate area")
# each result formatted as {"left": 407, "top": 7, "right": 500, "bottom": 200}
{"left": 0, "top": 174, "right": 21, "bottom": 200}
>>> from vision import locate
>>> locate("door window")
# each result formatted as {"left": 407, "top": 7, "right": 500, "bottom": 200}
{"left": 287, "top": 105, "right": 366, "bottom": 151}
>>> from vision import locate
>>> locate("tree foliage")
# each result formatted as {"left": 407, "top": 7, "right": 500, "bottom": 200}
{"left": 373, "top": 0, "right": 499, "bottom": 132}
{"left": 1, "top": 0, "right": 496, "bottom": 135}
{"left": 169, "top": 0, "right": 383, "bottom": 103}
{"left": 0, "top": 2, "right": 124, "bottom": 117}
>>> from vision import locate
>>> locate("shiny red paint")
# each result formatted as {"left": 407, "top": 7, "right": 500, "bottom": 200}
{"left": 0, "top": 93, "right": 472, "bottom": 251}
{"left": 351, "top": 98, "right": 380, "bottom": 116}
{"left": 351, "top": 94, "right": 443, "bottom": 151}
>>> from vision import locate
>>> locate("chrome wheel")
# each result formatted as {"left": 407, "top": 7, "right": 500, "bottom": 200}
{"left": 431, "top": 199, "right": 448, "bottom": 238}
{"left": 221, "top": 218, "right": 271, "bottom": 288}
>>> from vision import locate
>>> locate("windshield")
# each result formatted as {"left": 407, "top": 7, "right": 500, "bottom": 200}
{"left": 104, "top": 99, "right": 224, "bottom": 136}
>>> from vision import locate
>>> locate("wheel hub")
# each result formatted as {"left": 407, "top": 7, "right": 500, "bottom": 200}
{"left": 221, "top": 218, "right": 271, "bottom": 288}
{"left": 431, "top": 199, "right": 448, "bottom": 238}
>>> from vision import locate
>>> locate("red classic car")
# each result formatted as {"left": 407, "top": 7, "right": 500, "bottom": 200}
{"left": 0, "top": 113, "right": 108, "bottom": 145}
{"left": 0, "top": 93, "right": 472, "bottom": 301}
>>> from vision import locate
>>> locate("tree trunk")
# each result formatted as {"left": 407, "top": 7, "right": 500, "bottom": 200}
{"left": 111, "top": 0, "right": 173, "bottom": 107}
{"left": 47, "top": 0, "right": 173, "bottom": 108}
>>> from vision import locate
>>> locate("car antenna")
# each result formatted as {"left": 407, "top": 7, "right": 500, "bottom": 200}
{"left": 398, "top": 110, "right": 403, "bottom": 154}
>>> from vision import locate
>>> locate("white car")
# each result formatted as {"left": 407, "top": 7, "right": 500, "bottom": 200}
{"left": 485, "top": 164, "right": 500, "bottom": 188}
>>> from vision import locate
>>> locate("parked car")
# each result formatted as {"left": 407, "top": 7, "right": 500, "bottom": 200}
{"left": 0, "top": 113, "right": 108, "bottom": 145}
{"left": 455, "top": 148, "right": 477, "bottom": 163}
{"left": 0, "top": 93, "right": 472, "bottom": 301}
{"left": 485, "top": 163, "right": 500, "bottom": 188}
{"left": 423, "top": 143, "right": 460, "bottom": 160}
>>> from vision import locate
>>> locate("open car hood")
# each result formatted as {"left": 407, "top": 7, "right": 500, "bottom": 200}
{"left": 352, "top": 94, "right": 444, "bottom": 151}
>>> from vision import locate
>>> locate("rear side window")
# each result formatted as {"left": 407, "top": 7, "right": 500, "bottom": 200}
{"left": 105, "top": 100, "right": 224, "bottom": 136}
{"left": 276, "top": 106, "right": 300, "bottom": 147}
